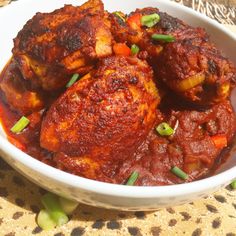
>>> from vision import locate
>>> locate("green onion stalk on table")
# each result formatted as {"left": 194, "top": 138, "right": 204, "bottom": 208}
{"left": 37, "top": 193, "right": 79, "bottom": 230}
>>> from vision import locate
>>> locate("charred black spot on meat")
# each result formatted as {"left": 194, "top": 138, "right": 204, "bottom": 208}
{"left": 208, "top": 60, "right": 218, "bottom": 74}
{"left": 158, "top": 12, "right": 184, "bottom": 32}
{"left": 129, "top": 77, "right": 139, "bottom": 84}
{"left": 58, "top": 30, "right": 83, "bottom": 52}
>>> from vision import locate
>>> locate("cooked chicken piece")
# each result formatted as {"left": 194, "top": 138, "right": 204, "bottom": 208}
{"left": 40, "top": 56, "right": 160, "bottom": 181}
{"left": 54, "top": 152, "right": 116, "bottom": 183}
{"left": 110, "top": 8, "right": 236, "bottom": 105}
{"left": 156, "top": 40, "right": 236, "bottom": 105}
{"left": 0, "top": 59, "right": 45, "bottom": 115}
{"left": 12, "top": 0, "right": 112, "bottom": 91}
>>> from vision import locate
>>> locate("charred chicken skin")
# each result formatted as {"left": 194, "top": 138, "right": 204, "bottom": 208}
{"left": 12, "top": 0, "right": 112, "bottom": 91}
{"left": 110, "top": 8, "right": 236, "bottom": 105}
{"left": 1, "top": 0, "right": 113, "bottom": 114}
{"left": 40, "top": 56, "right": 160, "bottom": 181}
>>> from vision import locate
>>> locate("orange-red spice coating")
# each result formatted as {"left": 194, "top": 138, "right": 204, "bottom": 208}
{"left": 12, "top": 0, "right": 112, "bottom": 91}
{"left": 40, "top": 56, "right": 160, "bottom": 171}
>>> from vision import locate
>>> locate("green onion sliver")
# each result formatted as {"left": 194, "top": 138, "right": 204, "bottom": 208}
{"left": 231, "top": 180, "right": 236, "bottom": 189}
{"left": 59, "top": 197, "right": 79, "bottom": 215}
{"left": 126, "top": 171, "right": 139, "bottom": 186}
{"left": 41, "top": 193, "right": 69, "bottom": 226}
{"left": 131, "top": 44, "right": 140, "bottom": 55}
{"left": 171, "top": 166, "right": 188, "bottom": 180}
{"left": 66, "top": 73, "right": 80, "bottom": 88}
{"left": 152, "top": 34, "right": 175, "bottom": 43}
{"left": 113, "top": 11, "right": 126, "bottom": 22}
{"left": 37, "top": 209, "right": 56, "bottom": 230}
{"left": 10, "top": 116, "right": 30, "bottom": 133}
{"left": 156, "top": 122, "right": 174, "bottom": 136}
{"left": 141, "top": 13, "right": 160, "bottom": 28}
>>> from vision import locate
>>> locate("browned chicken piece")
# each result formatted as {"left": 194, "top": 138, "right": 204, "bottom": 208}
{"left": 54, "top": 153, "right": 116, "bottom": 183}
{"left": 110, "top": 8, "right": 236, "bottom": 105}
{"left": 0, "top": 59, "right": 45, "bottom": 115}
{"left": 40, "top": 56, "right": 160, "bottom": 181}
{"left": 12, "top": 0, "right": 112, "bottom": 91}
{"left": 156, "top": 40, "right": 236, "bottom": 105}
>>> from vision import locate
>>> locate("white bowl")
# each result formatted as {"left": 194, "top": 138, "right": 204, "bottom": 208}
{"left": 0, "top": 0, "right": 235, "bottom": 211}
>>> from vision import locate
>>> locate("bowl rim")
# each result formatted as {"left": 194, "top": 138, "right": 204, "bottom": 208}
{"left": 1, "top": 134, "right": 236, "bottom": 198}
{"left": 0, "top": 0, "right": 235, "bottom": 199}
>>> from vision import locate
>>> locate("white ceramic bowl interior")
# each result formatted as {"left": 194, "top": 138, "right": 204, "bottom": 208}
{"left": 0, "top": 0, "right": 235, "bottom": 211}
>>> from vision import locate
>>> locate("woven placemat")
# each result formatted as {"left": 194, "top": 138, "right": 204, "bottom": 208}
{"left": 174, "top": 0, "right": 236, "bottom": 25}
{"left": 0, "top": 0, "right": 236, "bottom": 235}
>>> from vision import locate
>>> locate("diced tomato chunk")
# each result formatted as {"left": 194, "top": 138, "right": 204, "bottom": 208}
{"left": 113, "top": 43, "right": 131, "bottom": 56}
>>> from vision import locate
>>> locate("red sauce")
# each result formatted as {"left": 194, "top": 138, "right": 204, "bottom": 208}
{"left": 0, "top": 61, "right": 54, "bottom": 166}
{"left": 0, "top": 61, "right": 235, "bottom": 186}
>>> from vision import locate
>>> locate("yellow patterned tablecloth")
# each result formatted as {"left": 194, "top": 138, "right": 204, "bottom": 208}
{"left": 0, "top": 0, "right": 236, "bottom": 235}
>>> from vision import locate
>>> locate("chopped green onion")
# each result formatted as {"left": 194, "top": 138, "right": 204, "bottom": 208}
{"left": 131, "top": 44, "right": 140, "bottom": 55}
{"left": 41, "top": 193, "right": 69, "bottom": 226}
{"left": 152, "top": 34, "right": 175, "bottom": 42}
{"left": 156, "top": 122, "right": 174, "bottom": 136}
{"left": 171, "top": 166, "right": 188, "bottom": 180}
{"left": 10, "top": 116, "right": 30, "bottom": 133}
{"left": 113, "top": 11, "right": 126, "bottom": 22}
{"left": 126, "top": 171, "right": 139, "bottom": 186}
{"left": 59, "top": 197, "right": 79, "bottom": 215}
{"left": 231, "top": 180, "right": 236, "bottom": 189}
{"left": 141, "top": 13, "right": 160, "bottom": 28}
{"left": 37, "top": 209, "right": 56, "bottom": 230}
{"left": 66, "top": 73, "right": 80, "bottom": 88}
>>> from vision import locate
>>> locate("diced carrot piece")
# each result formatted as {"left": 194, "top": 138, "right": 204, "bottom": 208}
{"left": 113, "top": 43, "right": 131, "bottom": 56}
{"left": 127, "top": 13, "right": 142, "bottom": 30}
{"left": 211, "top": 134, "right": 227, "bottom": 149}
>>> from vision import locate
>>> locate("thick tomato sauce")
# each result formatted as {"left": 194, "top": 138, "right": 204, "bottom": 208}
{"left": 0, "top": 61, "right": 235, "bottom": 186}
